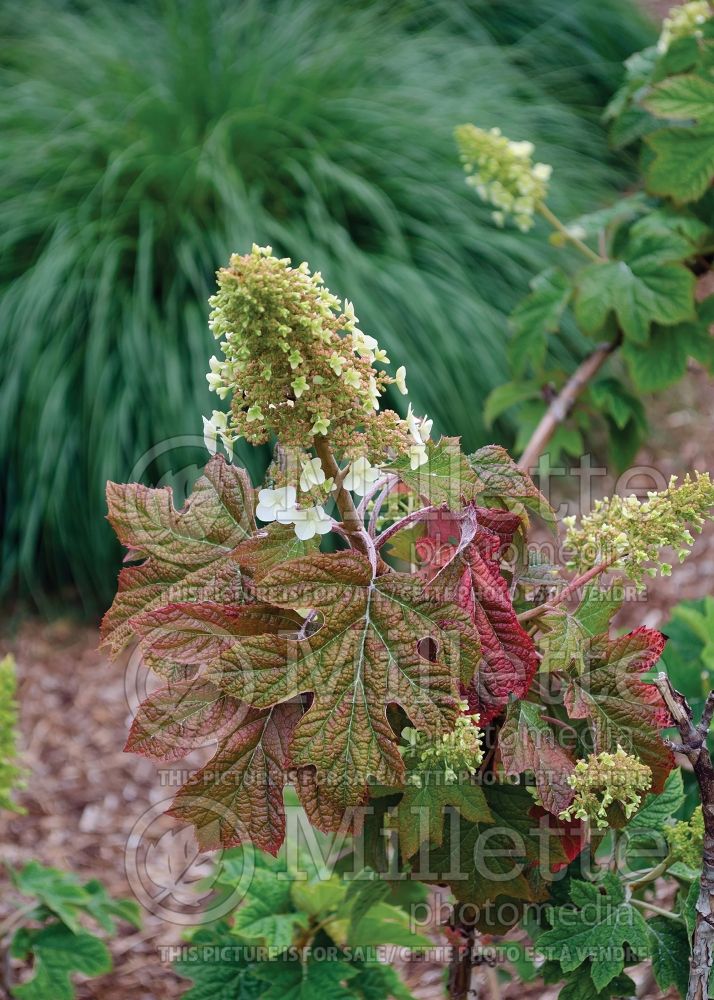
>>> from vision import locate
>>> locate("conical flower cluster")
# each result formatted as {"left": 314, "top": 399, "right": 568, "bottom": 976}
{"left": 455, "top": 124, "right": 552, "bottom": 232}
{"left": 204, "top": 245, "right": 411, "bottom": 461}
{"left": 657, "top": 1, "right": 711, "bottom": 53}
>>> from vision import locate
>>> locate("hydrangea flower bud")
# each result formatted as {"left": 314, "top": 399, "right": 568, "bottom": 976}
{"left": 455, "top": 124, "right": 552, "bottom": 232}
{"left": 657, "top": 1, "right": 711, "bottom": 53}
{"left": 564, "top": 473, "right": 714, "bottom": 588}
{"left": 559, "top": 746, "right": 651, "bottom": 829}
{"left": 665, "top": 807, "right": 704, "bottom": 868}
{"left": 401, "top": 702, "right": 484, "bottom": 786}
{"left": 205, "top": 246, "right": 411, "bottom": 460}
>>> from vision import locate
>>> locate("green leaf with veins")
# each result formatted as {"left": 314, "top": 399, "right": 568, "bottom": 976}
{"left": 386, "top": 436, "right": 485, "bottom": 507}
{"left": 644, "top": 74, "right": 714, "bottom": 124}
{"left": 508, "top": 267, "right": 572, "bottom": 376}
{"left": 79, "top": 880, "right": 141, "bottom": 933}
{"left": 254, "top": 957, "right": 358, "bottom": 999}
{"left": 207, "top": 551, "right": 481, "bottom": 812}
{"left": 10, "top": 923, "right": 112, "bottom": 1000}
{"left": 390, "top": 778, "right": 493, "bottom": 858}
{"left": 575, "top": 584, "right": 623, "bottom": 637}
{"left": 342, "top": 877, "right": 391, "bottom": 936}
{"left": 174, "top": 926, "right": 268, "bottom": 1000}
{"left": 11, "top": 863, "right": 88, "bottom": 933}
{"left": 684, "top": 879, "right": 700, "bottom": 937}
{"left": 231, "top": 868, "right": 309, "bottom": 950}
{"left": 291, "top": 876, "right": 346, "bottom": 919}
{"left": 426, "top": 782, "right": 566, "bottom": 907}
{"left": 536, "top": 874, "right": 650, "bottom": 991}
{"left": 575, "top": 253, "right": 696, "bottom": 344}
{"left": 539, "top": 610, "right": 590, "bottom": 674}
{"left": 626, "top": 768, "right": 685, "bottom": 834}
{"left": 590, "top": 379, "right": 641, "bottom": 432}
{"left": 623, "top": 296, "right": 714, "bottom": 392}
{"left": 648, "top": 915, "right": 690, "bottom": 998}
{"left": 558, "top": 964, "right": 638, "bottom": 1000}
{"left": 645, "top": 126, "right": 714, "bottom": 204}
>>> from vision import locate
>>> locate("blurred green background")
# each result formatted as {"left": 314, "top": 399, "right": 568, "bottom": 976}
{"left": 0, "top": 0, "right": 655, "bottom": 612}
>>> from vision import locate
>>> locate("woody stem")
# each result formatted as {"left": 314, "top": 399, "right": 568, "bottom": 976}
{"left": 313, "top": 435, "right": 375, "bottom": 564}
{"left": 517, "top": 554, "right": 620, "bottom": 623}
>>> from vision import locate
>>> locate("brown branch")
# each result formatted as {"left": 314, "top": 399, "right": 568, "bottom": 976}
{"left": 652, "top": 673, "right": 714, "bottom": 1000}
{"left": 312, "top": 436, "right": 376, "bottom": 567}
{"left": 448, "top": 907, "right": 477, "bottom": 1000}
{"left": 517, "top": 554, "right": 619, "bottom": 623}
{"left": 517, "top": 339, "right": 619, "bottom": 474}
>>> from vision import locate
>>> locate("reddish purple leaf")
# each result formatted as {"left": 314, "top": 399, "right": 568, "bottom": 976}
{"left": 421, "top": 506, "right": 538, "bottom": 723}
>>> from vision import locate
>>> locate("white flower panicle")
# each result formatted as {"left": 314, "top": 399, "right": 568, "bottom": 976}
{"left": 657, "top": 1, "right": 711, "bottom": 53}
{"left": 201, "top": 247, "right": 440, "bottom": 540}
{"left": 455, "top": 124, "right": 552, "bottom": 232}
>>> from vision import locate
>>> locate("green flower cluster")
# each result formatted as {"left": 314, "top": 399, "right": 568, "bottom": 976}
{"left": 564, "top": 473, "right": 714, "bottom": 588}
{"left": 401, "top": 702, "right": 484, "bottom": 786}
{"left": 455, "top": 124, "right": 552, "bottom": 232}
{"left": 559, "top": 746, "right": 651, "bottom": 829}
{"left": 0, "top": 655, "right": 26, "bottom": 813}
{"left": 657, "top": 1, "right": 711, "bottom": 53}
{"left": 205, "top": 245, "right": 409, "bottom": 460}
{"left": 665, "top": 806, "right": 704, "bottom": 869}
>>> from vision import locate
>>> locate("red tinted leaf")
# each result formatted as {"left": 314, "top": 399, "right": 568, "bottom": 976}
{"left": 126, "top": 678, "right": 240, "bottom": 761}
{"left": 294, "top": 766, "right": 352, "bottom": 834}
{"left": 500, "top": 702, "right": 575, "bottom": 815}
{"left": 565, "top": 627, "right": 673, "bottom": 792}
{"left": 129, "top": 601, "right": 302, "bottom": 669}
{"left": 102, "top": 456, "right": 254, "bottom": 656}
{"left": 168, "top": 701, "right": 303, "bottom": 855}
{"left": 421, "top": 507, "right": 538, "bottom": 723}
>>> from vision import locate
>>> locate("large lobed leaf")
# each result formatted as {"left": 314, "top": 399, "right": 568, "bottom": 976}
{"left": 101, "top": 456, "right": 254, "bottom": 657}
{"left": 207, "top": 551, "right": 482, "bottom": 811}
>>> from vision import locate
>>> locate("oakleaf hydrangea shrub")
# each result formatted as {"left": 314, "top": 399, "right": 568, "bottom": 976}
{"left": 103, "top": 7, "right": 714, "bottom": 997}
